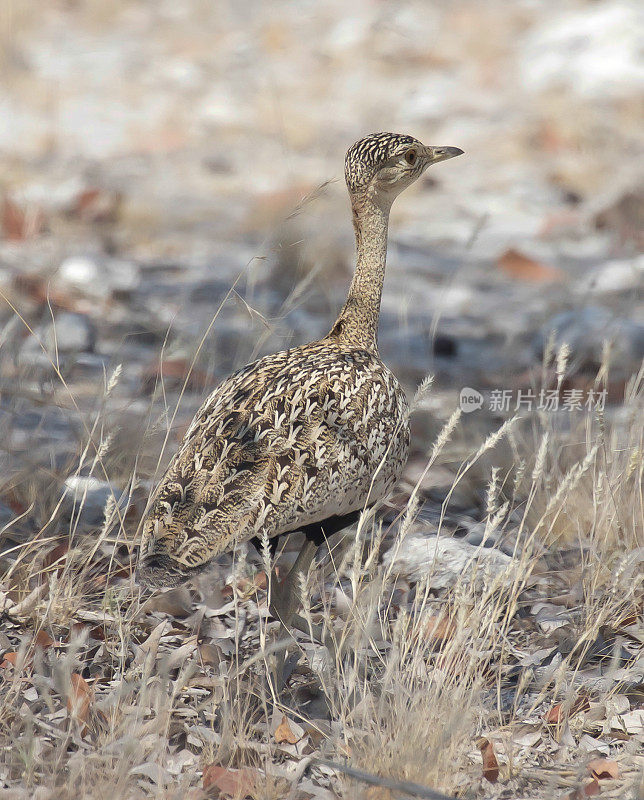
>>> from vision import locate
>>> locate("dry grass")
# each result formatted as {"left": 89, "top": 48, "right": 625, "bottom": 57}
{"left": 1, "top": 0, "right": 642, "bottom": 794}
{"left": 0, "top": 282, "right": 642, "bottom": 800}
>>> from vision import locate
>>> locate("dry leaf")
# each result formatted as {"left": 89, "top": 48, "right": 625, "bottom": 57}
{"left": 67, "top": 673, "right": 91, "bottom": 725}
{"left": 42, "top": 541, "right": 70, "bottom": 573}
{"left": 71, "top": 187, "right": 120, "bottom": 223}
{"left": 134, "top": 619, "right": 170, "bottom": 666}
{"left": 611, "top": 605, "right": 640, "bottom": 630}
{"left": 140, "top": 586, "right": 193, "bottom": 618}
{"left": 587, "top": 758, "right": 619, "bottom": 780}
{"left": 198, "top": 643, "right": 222, "bottom": 667}
{"left": 202, "top": 764, "right": 258, "bottom": 798}
{"left": 477, "top": 737, "right": 499, "bottom": 783}
{"left": 222, "top": 571, "right": 269, "bottom": 600}
{"left": 498, "top": 248, "right": 562, "bottom": 283}
{"left": 545, "top": 693, "right": 591, "bottom": 724}
{"left": 2, "top": 197, "right": 45, "bottom": 240}
{"left": 0, "top": 652, "right": 19, "bottom": 668}
{"left": 612, "top": 709, "right": 644, "bottom": 735}
{"left": 5, "top": 583, "right": 48, "bottom": 620}
{"left": 275, "top": 715, "right": 300, "bottom": 744}
{"left": 420, "top": 614, "right": 456, "bottom": 645}
{"left": 566, "top": 778, "right": 600, "bottom": 799}
{"left": 34, "top": 630, "right": 55, "bottom": 650}
{"left": 251, "top": 570, "right": 268, "bottom": 591}
{"left": 545, "top": 703, "right": 565, "bottom": 724}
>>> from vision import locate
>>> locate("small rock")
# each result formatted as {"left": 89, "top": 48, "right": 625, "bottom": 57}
{"left": 382, "top": 534, "right": 513, "bottom": 588}
{"left": 42, "top": 312, "right": 96, "bottom": 354}
{"left": 18, "top": 312, "right": 97, "bottom": 369}
{"left": 58, "top": 256, "right": 101, "bottom": 289}
{"left": 582, "top": 255, "right": 644, "bottom": 294}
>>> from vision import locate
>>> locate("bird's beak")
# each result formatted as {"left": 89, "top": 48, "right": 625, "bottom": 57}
{"left": 423, "top": 145, "right": 465, "bottom": 164}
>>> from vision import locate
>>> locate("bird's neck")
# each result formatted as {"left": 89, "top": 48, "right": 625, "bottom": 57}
{"left": 329, "top": 195, "right": 391, "bottom": 351}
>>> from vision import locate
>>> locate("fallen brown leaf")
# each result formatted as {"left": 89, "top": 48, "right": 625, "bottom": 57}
{"left": 67, "top": 673, "right": 91, "bottom": 726}
{"left": 419, "top": 614, "right": 456, "bottom": 645}
{"left": 545, "top": 703, "right": 566, "bottom": 724}
{"left": 545, "top": 693, "right": 591, "bottom": 724}
{"left": 477, "top": 737, "right": 499, "bottom": 783}
{"left": 251, "top": 570, "right": 268, "bottom": 591}
{"left": 498, "top": 248, "right": 563, "bottom": 283}
{"left": 70, "top": 187, "right": 121, "bottom": 223}
{"left": 0, "top": 652, "right": 19, "bottom": 668}
{"left": 34, "top": 630, "right": 56, "bottom": 650}
{"left": 274, "top": 715, "right": 300, "bottom": 744}
{"left": 140, "top": 586, "right": 193, "bottom": 618}
{"left": 2, "top": 490, "right": 28, "bottom": 515}
{"left": 566, "top": 778, "right": 600, "bottom": 799}
{"left": 587, "top": 758, "right": 619, "bottom": 780}
{"left": 42, "top": 541, "right": 70, "bottom": 574}
{"left": 202, "top": 764, "right": 259, "bottom": 798}
{"left": 222, "top": 571, "right": 269, "bottom": 600}
{"left": 2, "top": 197, "right": 45, "bottom": 241}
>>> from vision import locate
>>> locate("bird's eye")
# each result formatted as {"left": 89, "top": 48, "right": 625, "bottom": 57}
{"left": 404, "top": 149, "right": 417, "bottom": 165}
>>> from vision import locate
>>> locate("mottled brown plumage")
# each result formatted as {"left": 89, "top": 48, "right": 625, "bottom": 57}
{"left": 137, "top": 133, "right": 463, "bottom": 588}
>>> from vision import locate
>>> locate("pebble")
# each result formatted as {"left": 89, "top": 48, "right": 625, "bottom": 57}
{"left": 581, "top": 255, "right": 644, "bottom": 294}
{"left": 42, "top": 311, "right": 96, "bottom": 353}
{"left": 58, "top": 255, "right": 101, "bottom": 290}
{"left": 382, "top": 533, "right": 514, "bottom": 589}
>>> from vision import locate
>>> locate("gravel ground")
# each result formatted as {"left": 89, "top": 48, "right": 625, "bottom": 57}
{"left": 0, "top": 1, "right": 642, "bottom": 798}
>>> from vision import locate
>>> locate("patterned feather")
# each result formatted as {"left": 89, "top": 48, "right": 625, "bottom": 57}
{"left": 138, "top": 132, "right": 463, "bottom": 587}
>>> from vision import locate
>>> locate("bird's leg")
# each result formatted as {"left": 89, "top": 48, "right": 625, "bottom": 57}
{"left": 267, "top": 512, "right": 362, "bottom": 689}
{"left": 269, "top": 537, "right": 318, "bottom": 627}
{"left": 268, "top": 538, "right": 318, "bottom": 690}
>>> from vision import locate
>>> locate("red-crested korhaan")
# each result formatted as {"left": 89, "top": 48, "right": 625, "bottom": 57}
{"left": 137, "top": 133, "right": 463, "bottom": 623}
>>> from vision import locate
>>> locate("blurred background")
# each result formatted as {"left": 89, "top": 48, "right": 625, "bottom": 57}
{"left": 1, "top": 6, "right": 643, "bottom": 795}
{"left": 0, "top": 0, "right": 642, "bottom": 503}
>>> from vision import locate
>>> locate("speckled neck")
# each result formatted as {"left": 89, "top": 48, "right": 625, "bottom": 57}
{"left": 330, "top": 194, "right": 391, "bottom": 351}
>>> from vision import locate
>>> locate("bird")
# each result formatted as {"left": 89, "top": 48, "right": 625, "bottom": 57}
{"left": 137, "top": 132, "right": 464, "bottom": 629}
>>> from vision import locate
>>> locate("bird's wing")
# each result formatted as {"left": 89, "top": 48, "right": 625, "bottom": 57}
{"left": 140, "top": 341, "right": 409, "bottom": 572}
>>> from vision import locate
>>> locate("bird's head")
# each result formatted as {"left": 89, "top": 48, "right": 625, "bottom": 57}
{"left": 345, "top": 132, "right": 463, "bottom": 210}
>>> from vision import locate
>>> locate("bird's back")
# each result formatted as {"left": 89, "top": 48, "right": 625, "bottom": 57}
{"left": 139, "top": 337, "right": 409, "bottom": 583}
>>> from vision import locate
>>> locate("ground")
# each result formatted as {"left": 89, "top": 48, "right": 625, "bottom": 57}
{"left": 0, "top": 1, "right": 642, "bottom": 798}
